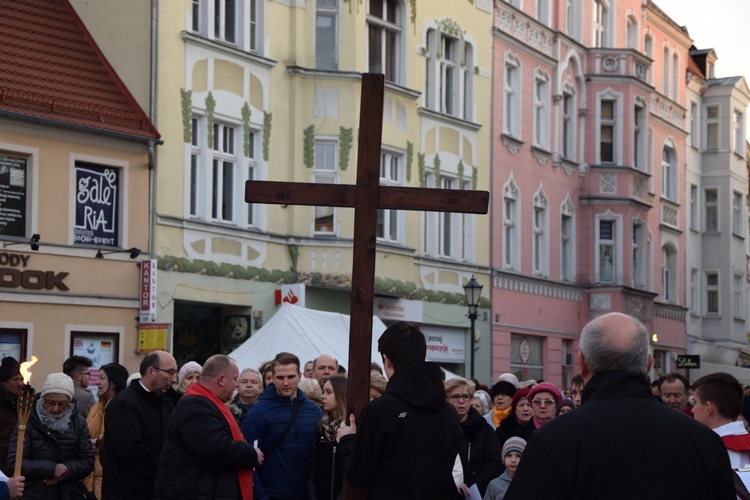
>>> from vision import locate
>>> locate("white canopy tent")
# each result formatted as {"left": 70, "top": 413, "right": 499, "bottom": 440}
{"left": 228, "top": 302, "right": 389, "bottom": 371}
{"left": 228, "top": 302, "right": 459, "bottom": 380}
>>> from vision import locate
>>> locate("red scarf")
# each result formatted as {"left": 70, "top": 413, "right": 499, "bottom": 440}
{"left": 723, "top": 434, "right": 750, "bottom": 452}
{"left": 185, "top": 383, "right": 253, "bottom": 500}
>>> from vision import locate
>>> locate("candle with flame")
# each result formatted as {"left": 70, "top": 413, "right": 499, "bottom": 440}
{"left": 13, "top": 356, "right": 38, "bottom": 477}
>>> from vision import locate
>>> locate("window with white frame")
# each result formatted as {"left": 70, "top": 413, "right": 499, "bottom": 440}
{"left": 536, "top": 0, "right": 550, "bottom": 25}
{"left": 672, "top": 54, "right": 679, "bottom": 101}
{"left": 662, "top": 46, "right": 670, "bottom": 97}
{"left": 316, "top": 0, "right": 338, "bottom": 70}
{"left": 247, "top": 130, "right": 258, "bottom": 227}
{"left": 626, "top": 14, "right": 638, "bottom": 50}
{"left": 503, "top": 178, "right": 520, "bottom": 270}
{"left": 503, "top": 53, "right": 521, "bottom": 138}
{"left": 734, "top": 110, "right": 744, "bottom": 155}
{"left": 211, "top": 123, "right": 238, "bottom": 222}
{"left": 597, "top": 216, "right": 618, "bottom": 283}
{"left": 738, "top": 194, "right": 750, "bottom": 235}
{"left": 191, "top": 0, "right": 263, "bottom": 53}
{"left": 644, "top": 34, "right": 653, "bottom": 83}
{"left": 632, "top": 220, "right": 646, "bottom": 288}
{"left": 734, "top": 272, "right": 745, "bottom": 319}
{"left": 190, "top": 117, "right": 201, "bottom": 217}
{"left": 533, "top": 71, "right": 550, "bottom": 150}
{"left": 599, "top": 98, "right": 617, "bottom": 164}
{"left": 690, "top": 102, "right": 698, "bottom": 148}
{"left": 706, "top": 105, "right": 719, "bottom": 150}
{"left": 689, "top": 184, "right": 699, "bottom": 231}
{"left": 705, "top": 187, "right": 718, "bottom": 232}
{"left": 705, "top": 271, "right": 719, "bottom": 316}
{"left": 565, "top": 0, "right": 582, "bottom": 40}
{"left": 690, "top": 268, "right": 699, "bottom": 314}
{"left": 368, "top": 0, "right": 402, "bottom": 84}
{"left": 377, "top": 151, "right": 404, "bottom": 243}
{"left": 214, "top": 0, "right": 237, "bottom": 44}
{"left": 425, "top": 29, "right": 473, "bottom": 119}
{"left": 313, "top": 141, "right": 338, "bottom": 234}
{"left": 560, "top": 198, "right": 575, "bottom": 282}
{"left": 661, "top": 144, "right": 677, "bottom": 201}
{"left": 661, "top": 245, "right": 676, "bottom": 303}
{"left": 592, "top": 0, "right": 609, "bottom": 48}
{"left": 633, "top": 101, "right": 646, "bottom": 170}
{"left": 562, "top": 90, "right": 576, "bottom": 160}
{"left": 532, "top": 189, "right": 548, "bottom": 276}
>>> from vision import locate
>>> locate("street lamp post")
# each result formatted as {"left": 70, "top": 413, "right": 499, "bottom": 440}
{"left": 463, "top": 275, "right": 483, "bottom": 380}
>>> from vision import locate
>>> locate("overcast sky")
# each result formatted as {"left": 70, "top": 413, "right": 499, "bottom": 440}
{"left": 652, "top": 0, "right": 750, "bottom": 83}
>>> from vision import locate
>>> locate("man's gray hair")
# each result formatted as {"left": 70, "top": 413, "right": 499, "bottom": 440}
{"left": 579, "top": 314, "right": 650, "bottom": 377}
{"left": 240, "top": 368, "right": 260, "bottom": 378}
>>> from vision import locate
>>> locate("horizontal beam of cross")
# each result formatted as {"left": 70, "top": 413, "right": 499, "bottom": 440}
{"left": 245, "top": 181, "right": 489, "bottom": 213}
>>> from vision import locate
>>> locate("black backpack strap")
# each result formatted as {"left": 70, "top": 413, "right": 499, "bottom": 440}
{"left": 262, "top": 401, "right": 304, "bottom": 458}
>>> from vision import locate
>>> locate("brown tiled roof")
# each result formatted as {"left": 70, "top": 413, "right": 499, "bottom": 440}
{"left": 0, "top": 0, "right": 160, "bottom": 141}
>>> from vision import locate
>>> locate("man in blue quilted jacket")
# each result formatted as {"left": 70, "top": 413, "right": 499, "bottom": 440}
{"left": 242, "top": 352, "right": 322, "bottom": 500}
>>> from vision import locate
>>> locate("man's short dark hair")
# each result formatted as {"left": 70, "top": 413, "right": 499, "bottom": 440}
{"left": 693, "top": 372, "right": 744, "bottom": 420}
{"left": 63, "top": 355, "right": 93, "bottom": 376}
{"left": 378, "top": 322, "right": 426, "bottom": 371}
{"left": 272, "top": 352, "right": 300, "bottom": 373}
{"left": 659, "top": 372, "right": 689, "bottom": 393}
{"left": 571, "top": 374, "right": 584, "bottom": 387}
{"left": 140, "top": 352, "right": 161, "bottom": 376}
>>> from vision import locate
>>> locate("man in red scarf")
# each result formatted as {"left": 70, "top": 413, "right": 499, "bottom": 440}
{"left": 153, "top": 355, "right": 263, "bottom": 500}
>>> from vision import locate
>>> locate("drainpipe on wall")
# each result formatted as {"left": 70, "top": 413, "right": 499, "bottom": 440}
{"left": 148, "top": 0, "right": 159, "bottom": 260}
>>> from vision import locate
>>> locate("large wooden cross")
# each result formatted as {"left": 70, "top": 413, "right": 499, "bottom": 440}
{"left": 245, "top": 72, "right": 488, "bottom": 485}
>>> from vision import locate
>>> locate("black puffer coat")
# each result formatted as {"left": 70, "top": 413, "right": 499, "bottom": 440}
{"left": 7, "top": 396, "right": 94, "bottom": 500}
{"left": 458, "top": 407, "right": 503, "bottom": 497}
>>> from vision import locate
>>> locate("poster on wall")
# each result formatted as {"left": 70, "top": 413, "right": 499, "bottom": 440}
{"left": 0, "top": 155, "right": 27, "bottom": 237}
{"left": 0, "top": 332, "right": 23, "bottom": 361}
{"left": 73, "top": 335, "right": 116, "bottom": 396}
{"left": 73, "top": 163, "right": 119, "bottom": 247}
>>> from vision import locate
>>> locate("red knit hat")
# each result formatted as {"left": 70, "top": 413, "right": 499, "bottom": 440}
{"left": 511, "top": 388, "right": 531, "bottom": 411}
{"left": 528, "top": 382, "right": 563, "bottom": 407}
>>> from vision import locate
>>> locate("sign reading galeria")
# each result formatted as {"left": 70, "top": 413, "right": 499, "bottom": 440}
{"left": 0, "top": 154, "right": 27, "bottom": 237}
{"left": 74, "top": 163, "right": 120, "bottom": 247}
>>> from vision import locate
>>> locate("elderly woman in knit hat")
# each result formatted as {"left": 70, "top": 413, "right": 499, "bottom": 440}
{"left": 506, "top": 382, "right": 562, "bottom": 443}
{"left": 8, "top": 372, "right": 94, "bottom": 499}
{"left": 484, "top": 381, "right": 517, "bottom": 430}
{"left": 176, "top": 361, "right": 202, "bottom": 394}
{"left": 495, "top": 388, "right": 532, "bottom": 447}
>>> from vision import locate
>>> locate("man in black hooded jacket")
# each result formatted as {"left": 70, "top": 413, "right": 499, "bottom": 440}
{"left": 338, "top": 322, "right": 462, "bottom": 499}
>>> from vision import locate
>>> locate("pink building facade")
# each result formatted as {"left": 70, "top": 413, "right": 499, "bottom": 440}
{"left": 491, "top": 0, "right": 691, "bottom": 387}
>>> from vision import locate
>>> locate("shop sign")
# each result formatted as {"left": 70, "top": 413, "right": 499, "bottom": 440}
{"left": 0, "top": 252, "right": 68, "bottom": 291}
{"left": 140, "top": 259, "right": 157, "bottom": 323}
{"left": 373, "top": 297, "right": 423, "bottom": 322}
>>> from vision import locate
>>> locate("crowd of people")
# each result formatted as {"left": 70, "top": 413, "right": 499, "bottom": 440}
{"left": 0, "top": 313, "right": 747, "bottom": 499}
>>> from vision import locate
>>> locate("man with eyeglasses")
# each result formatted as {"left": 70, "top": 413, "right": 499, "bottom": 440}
{"left": 102, "top": 350, "right": 177, "bottom": 500}
{"left": 510, "top": 382, "right": 562, "bottom": 443}
{"left": 62, "top": 355, "right": 96, "bottom": 418}
{"left": 505, "top": 313, "right": 734, "bottom": 500}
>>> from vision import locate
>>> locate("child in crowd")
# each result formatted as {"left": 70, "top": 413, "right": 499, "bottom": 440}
{"left": 483, "top": 437, "right": 526, "bottom": 500}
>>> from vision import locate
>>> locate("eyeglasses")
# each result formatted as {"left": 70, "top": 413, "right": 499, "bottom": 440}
{"left": 449, "top": 394, "right": 471, "bottom": 401}
{"left": 153, "top": 367, "right": 178, "bottom": 377}
{"left": 42, "top": 399, "right": 70, "bottom": 410}
{"left": 531, "top": 399, "right": 556, "bottom": 407}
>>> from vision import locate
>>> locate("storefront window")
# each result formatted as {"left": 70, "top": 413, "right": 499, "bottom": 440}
{"left": 510, "top": 334, "right": 544, "bottom": 381}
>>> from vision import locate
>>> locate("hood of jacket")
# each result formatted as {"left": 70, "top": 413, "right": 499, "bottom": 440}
{"left": 385, "top": 362, "right": 447, "bottom": 412}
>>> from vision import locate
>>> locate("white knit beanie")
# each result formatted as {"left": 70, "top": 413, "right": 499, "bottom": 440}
{"left": 41, "top": 373, "right": 74, "bottom": 400}
{"left": 178, "top": 361, "right": 202, "bottom": 387}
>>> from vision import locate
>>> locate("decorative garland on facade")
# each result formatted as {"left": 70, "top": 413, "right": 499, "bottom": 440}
{"left": 339, "top": 126, "right": 353, "bottom": 171}
{"left": 303, "top": 125, "right": 315, "bottom": 168}
{"left": 180, "top": 88, "right": 192, "bottom": 143}
{"left": 288, "top": 244, "right": 299, "bottom": 273}
{"left": 457, "top": 160, "right": 465, "bottom": 189}
{"left": 157, "top": 255, "right": 490, "bottom": 308}
{"left": 406, "top": 141, "right": 414, "bottom": 182}
{"left": 433, "top": 153, "right": 441, "bottom": 183}
{"left": 472, "top": 166, "right": 478, "bottom": 190}
{"left": 205, "top": 92, "right": 216, "bottom": 149}
{"left": 409, "top": 0, "right": 417, "bottom": 33}
{"left": 418, "top": 152, "right": 426, "bottom": 187}
{"left": 263, "top": 111, "right": 272, "bottom": 161}
{"left": 242, "top": 102, "right": 252, "bottom": 157}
